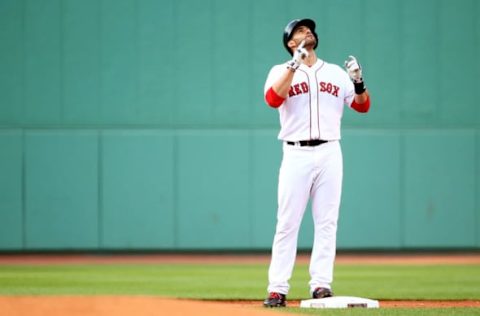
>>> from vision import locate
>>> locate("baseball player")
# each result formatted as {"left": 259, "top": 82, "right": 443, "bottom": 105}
{"left": 262, "top": 18, "right": 371, "bottom": 308}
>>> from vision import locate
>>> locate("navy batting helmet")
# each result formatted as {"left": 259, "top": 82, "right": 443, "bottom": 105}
{"left": 283, "top": 18, "right": 318, "bottom": 55}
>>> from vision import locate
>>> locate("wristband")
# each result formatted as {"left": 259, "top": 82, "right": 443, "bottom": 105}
{"left": 286, "top": 60, "right": 300, "bottom": 71}
{"left": 354, "top": 80, "right": 366, "bottom": 94}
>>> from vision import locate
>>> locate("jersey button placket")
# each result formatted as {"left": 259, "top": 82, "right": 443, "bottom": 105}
{"left": 311, "top": 68, "right": 320, "bottom": 140}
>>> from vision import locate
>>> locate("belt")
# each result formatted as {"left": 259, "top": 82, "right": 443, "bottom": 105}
{"left": 286, "top": 139, "right": 328, "bottom": 147}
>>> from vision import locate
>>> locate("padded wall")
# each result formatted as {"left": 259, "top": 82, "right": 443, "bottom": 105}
{"left": 0, "top": 0, "right": 478, "bottom": 250}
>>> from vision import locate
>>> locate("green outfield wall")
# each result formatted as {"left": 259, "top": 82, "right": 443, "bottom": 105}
{"left": 0, "top": 0, "right": 479, "bottom": 250}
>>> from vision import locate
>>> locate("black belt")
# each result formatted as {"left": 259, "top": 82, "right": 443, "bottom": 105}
{"left": 286, "top": 139, "right": 328, "bottom": 147}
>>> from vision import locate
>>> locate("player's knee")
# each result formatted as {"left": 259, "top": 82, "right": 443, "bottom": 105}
{"left": 276, "top": 221, "right": 302, "bottom": 235}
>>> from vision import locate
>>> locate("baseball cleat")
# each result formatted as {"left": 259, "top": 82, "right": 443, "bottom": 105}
{"left": 312, "top": 287, "right": 334, "bottom": 299}
{"left": 263, "top": 292, "right": 286, "bottom": 307}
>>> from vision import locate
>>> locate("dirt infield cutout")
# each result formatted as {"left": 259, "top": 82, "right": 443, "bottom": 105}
{"left": 0, "top": 252, "right": 480, "bottom": 265}
{"left": 1, "top": 296, "right": 480, "bottom": 316}
{"left": 0, "top": 296, "right": 300, "bottom": 316}
{"left": 1, "top": 253, "right": 480, "bottom": 265}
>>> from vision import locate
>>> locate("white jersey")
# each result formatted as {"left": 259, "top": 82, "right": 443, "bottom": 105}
{"left": 264, "top": 59, "right": 355, "bottom": 141}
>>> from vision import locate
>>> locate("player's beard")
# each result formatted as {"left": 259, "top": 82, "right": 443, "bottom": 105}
{"left": 303, "top": 35, "right": 317, "bottom": 50}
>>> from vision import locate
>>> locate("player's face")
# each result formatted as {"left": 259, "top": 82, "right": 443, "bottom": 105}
{"left": 291, "top": 26, "right": 317, "bottom": 48}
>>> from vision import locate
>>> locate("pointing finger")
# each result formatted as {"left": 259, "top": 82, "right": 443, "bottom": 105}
{"left": 298, "top": 40, "right": 305, "bottom": 49}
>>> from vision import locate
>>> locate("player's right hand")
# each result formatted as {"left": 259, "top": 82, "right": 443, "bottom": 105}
{"left": 293, "top": 40, "right": 309, "bottom": 62}
{"left": 287, "top": 40, "right": 308, "bottom": 71}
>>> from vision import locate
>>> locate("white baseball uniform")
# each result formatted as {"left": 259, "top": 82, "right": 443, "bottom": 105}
{"left": 264, "top": 58, "right": 357, "bottom": 295}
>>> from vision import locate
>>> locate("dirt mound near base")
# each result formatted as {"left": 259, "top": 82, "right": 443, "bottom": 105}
{"left": 0, "top": 296, "right": 297, "bottom": 316}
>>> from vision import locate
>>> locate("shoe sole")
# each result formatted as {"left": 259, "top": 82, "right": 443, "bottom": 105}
{"left": 313, "top": 292, "right": 333, "bottom": 299}
{"left": 263, "top": 304, "right": 286, "bottom": 308}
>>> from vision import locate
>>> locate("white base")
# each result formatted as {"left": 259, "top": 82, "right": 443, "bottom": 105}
{"left": 300, "top": 296, "right": 380, "bottom": 309}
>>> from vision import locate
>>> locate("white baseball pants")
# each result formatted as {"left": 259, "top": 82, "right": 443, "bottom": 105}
{"left": 267, "top": 140, "right": 343, "bottom": 295}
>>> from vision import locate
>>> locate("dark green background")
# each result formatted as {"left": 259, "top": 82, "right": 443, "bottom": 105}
{"left": 0, "top": 0, "right": 478, "bottom": 250}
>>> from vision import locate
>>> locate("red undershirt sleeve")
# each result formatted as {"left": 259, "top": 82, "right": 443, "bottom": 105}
{"left": 265, "top": 87, "right": 285, "bottom": 108}
{"left": 351, "top": 95, "right": 370, "bottom": 113}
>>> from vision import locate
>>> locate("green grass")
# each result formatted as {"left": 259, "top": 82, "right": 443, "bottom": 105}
{"left": 0, "top": 263, "right": 479, "bottom": 315}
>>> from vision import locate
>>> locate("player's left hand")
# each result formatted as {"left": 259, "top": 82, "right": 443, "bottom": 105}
{"left": 344, "top": 55, "right": 363, "bottom": 83}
